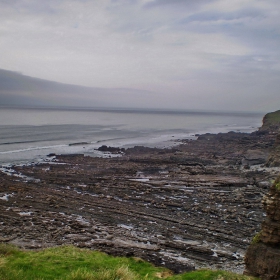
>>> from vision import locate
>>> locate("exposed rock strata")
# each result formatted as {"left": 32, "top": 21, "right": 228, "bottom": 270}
{"left": 266, "top": 133, "right": 280, "bottom": 167}
{"left": 0, "top": 126, "right": 279, "bottom": 273}
{"left": 244, "top": 176, "right": 280, "bottom": 279}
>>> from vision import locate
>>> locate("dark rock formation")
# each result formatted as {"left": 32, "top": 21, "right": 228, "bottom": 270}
{"left": 244, "top": 176, "right": 280, "bottom": 279}
{"left": 97, "top": 145, "right": 125, "bottom": 153}
{"left": 266, "top": 133, "right": 280, "bottom": 167}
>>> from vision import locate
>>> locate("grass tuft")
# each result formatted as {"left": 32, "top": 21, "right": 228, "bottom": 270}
{"left": 0, "top": 257, "right": 7, "bottom": 268}
{"left": 251, "top": 232, "right": 261, "bottom": 244}
{"left": 92, "top": 265, "right": 140, "bottom": 280}
{"left": 65, "top": 267, "right": 96, "bottom": 280}
{"left": 0, "top": 243, "right": 20, "bottom": 256}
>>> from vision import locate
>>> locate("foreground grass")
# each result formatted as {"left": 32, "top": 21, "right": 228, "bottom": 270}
{"left": 0, "top": 244, "right": 257, "bottom": 280}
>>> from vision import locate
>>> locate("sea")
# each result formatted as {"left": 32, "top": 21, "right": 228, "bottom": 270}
{"left": 0, "top": 107, "right": 264, "bottom": 166}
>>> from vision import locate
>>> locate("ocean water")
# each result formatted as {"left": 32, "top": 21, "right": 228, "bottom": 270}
{"left": 0, "top": 107, "right": 263, "bottom": 166}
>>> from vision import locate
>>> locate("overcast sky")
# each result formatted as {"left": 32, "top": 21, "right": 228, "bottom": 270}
{"left": 0, "top": 0, "right": 280, "bottom": 112}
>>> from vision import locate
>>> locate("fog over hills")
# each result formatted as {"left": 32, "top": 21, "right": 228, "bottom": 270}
{"left": 0, "top": 69, "right": 154, "bottom": 109}
{"left": 1, "top": 1, "right": 280, "bottom": 112}
{"left": 0, "top": 68, "right": 278, "bottom": 113}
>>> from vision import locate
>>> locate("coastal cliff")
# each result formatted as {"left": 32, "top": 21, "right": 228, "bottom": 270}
{"left": 244, "top": 111, "right": 280, "bottom": 279}
{"left": 266, "top": 132, "right": 280, "bottom": 167}
{"left": 255, "top": 110, "right": 280, "bottom": 167}
{"left": 259, "top": 110, "right": 280, "bottom": 135}
{"left": 244, "top": 176, "right": 280, "bottom": 279}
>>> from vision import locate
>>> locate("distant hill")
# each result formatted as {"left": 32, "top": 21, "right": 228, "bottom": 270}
{"left": 0, "top": 69, "right": 152, "bottom": 108}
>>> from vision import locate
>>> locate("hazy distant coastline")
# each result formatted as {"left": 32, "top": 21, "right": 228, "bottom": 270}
{"left": 0, "top": 69, "right": 159, "bottom": 109}
{"left": 0, "top": 69, "right": 272, "bottom": 114}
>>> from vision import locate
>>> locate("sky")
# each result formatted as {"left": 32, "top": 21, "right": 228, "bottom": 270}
{"left": 0, "top": 0, "right": 280, "bottom": 112}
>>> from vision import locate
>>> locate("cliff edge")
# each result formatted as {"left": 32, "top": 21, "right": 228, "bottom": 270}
{"left": 259, "top": 110, "right": 280, "bottom": 134}
{"left": 244, "top": 176, "right": 280, "bottom": 279}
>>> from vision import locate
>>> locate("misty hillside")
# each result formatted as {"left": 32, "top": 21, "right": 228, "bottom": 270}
{"left": 0, "top": 69, "right": 152, "bottom": 108}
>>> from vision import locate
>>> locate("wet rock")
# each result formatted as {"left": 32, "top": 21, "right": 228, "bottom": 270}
{"left": 97, "top": 145, "right": 125, "bottom": 153}
{"left": 244, "top": 177, "right": 280, "bottom": 280}
{"left": 1, "top": 121, "right": 279, "bottom": 274}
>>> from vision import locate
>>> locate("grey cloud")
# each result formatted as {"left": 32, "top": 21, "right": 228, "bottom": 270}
{"left": 179, "top": 8, "right": 265, "bottom": 25}
{"left": 0, "top": 0, "right": 60, "bottom": 14}
{"left": 143, "top": 0, "right": 215, "bottom": 9}
{"left": 173, "top": 6, "right": 279, "bottom": 54}
{"left": 0, "top": 0, "right": 280, "bottom": 112}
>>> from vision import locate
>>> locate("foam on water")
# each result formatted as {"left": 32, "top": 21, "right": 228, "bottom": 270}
{"left": 0, "top": 193, "right": 13, "bottom": 201}
{"left": 0, "top": 107, "right": 263, "bottom": 166}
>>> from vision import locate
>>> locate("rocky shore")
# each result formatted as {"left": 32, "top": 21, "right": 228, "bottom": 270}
{"left": 1, "top": 111, "right": 280, "bottom": 274}
{"left": 244, "top": 176, "right": 280, "bottom": 280}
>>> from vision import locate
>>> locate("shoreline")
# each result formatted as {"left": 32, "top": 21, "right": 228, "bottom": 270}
{"left": 1, "top": 126, "right": 279, "bottom": 273}
{"left": 0, "top": 125, "right": 260, "bottom": 167}
{"left": 0, "top": 107, "right": 263, "bottom": 166}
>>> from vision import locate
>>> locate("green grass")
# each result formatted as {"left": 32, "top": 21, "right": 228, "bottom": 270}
{"left": 263, "top": 110, "right": 280, "bottom": 126}
{"left": 272, "top": 176, "right": 280, "bottom": 192}
{"left": 251, "top": 232, "right": 261, "bottom": 244}
{"left": 0, "top": 244, "right": 258, "bottom": 280}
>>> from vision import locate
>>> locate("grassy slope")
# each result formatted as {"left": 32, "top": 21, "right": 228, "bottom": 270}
{"left": 262, "top": 110, "right": 280, "bottom": 128}
{"left": 0, "top": 244, "right": 257, "bottom": 280}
